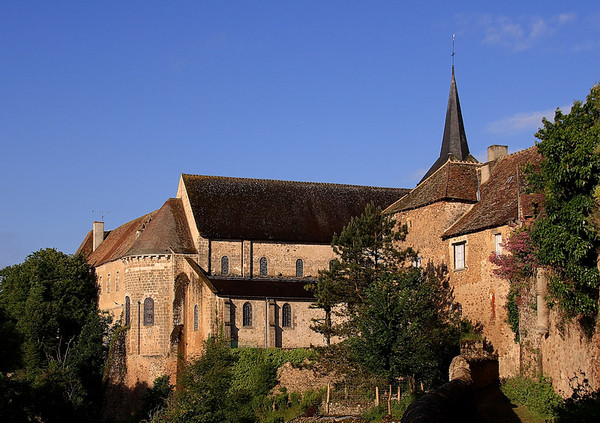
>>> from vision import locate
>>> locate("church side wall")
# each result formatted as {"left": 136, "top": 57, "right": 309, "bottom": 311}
{"left": 222, "top": 298, "right": 326, "bottom": 348}
{"left": 209, "top": 240, "right": 334, "bottom": 278}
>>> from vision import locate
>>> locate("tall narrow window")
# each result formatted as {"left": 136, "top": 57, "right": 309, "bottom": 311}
{"left": 143, "top": 297, "right": 154, "bottom": 326}
{"left": 194, "top": 304, "right": 198, "bottom": 331}
{"left": 107, "top": 274, "right": 111, "bottom": 293}
{"left": 221, "top": 256, "right": 229, "bottom": 275}
{"left": 282, "top": 303, "right": 292, "bottom": 328}
{"left": 453, "top": 242, "right": 466, "bottom": 270}
{"left": 99, "top": 277, "right": 103, "bottom": 295}
{"left": 494, "top": 234, "right": 503, "bottom": 255}
{"left": 116, "top": 271, "right": 120, "bottom": 291}
{"left": 296, "top": 259, "right": 304, "bottom": 278}
{"left": 125, "top": 296, "right": 131, "bottom": 326}
{"left": 329, "top": 260, "right": 335, "bottom": 272}
{"left": 243, "top": 302, "right": 252, "bottom": 327}
{"left": 259, "top": 257, "right": 268, "bottom": 277}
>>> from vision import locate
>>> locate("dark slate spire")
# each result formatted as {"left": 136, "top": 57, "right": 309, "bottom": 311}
{"left": 419, "top": 68, "right": 475, "bottom": 184}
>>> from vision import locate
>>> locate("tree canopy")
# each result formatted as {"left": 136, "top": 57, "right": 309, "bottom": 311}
{"left": 529, "top": 83, "right": 600, "bottom": 321}
{"left": 307, "top": 203, "right": 463, "bottom": 387}
{"left": 0, "top": 248, "right": 109, "bottom": 422}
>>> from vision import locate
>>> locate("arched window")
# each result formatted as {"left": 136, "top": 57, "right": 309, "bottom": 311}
{"left": 295, "top": 259, "right": 304, "bottom": 278}
{"left": 194, "top": 304, "right": 198, "bottom": 331}
{"left": 259, "top": 257, "right": 268, "bottom": 277}
{"left": 143, "top": 297, "right": 154, "bottom": 326}
{"left": 243, "top": 302, "right": 252, "bottom": 327}
{"left": 124, "top": 296, "right": 131, "bottom": 326}
{"left": 221, "top": 256, "right": 229, "bottom": 275}
{"left": 107, "top": 274, "right": 111, "bottom": 293}
{"left": 282, "top": 303, "right": 292, "bottom": 328}
{"left": 116, "top": 271, "right": 120, "bottom": 291}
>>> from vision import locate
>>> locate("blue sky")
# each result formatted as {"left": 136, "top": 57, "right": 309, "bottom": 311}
{"left": 1, "top": 1, "right": 599, "bottom": 268}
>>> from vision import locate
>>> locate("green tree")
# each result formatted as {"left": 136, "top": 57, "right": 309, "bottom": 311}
{"left": 529, "top": 83, "right": 600, "bottom": 322}
{"left": 306, "top": 203, "right": 413, "bottom": 341}
{"left": 154, "top": 337, "right": 255, "bottom": 423}
{"left": 308, "top": 203, "right": 462, "bottom": 388}
{"left": 0, "top": 248, "right": 109, "bottom": 422}
{"left": 349, "top": 265, "right": 462, "bottom": 387}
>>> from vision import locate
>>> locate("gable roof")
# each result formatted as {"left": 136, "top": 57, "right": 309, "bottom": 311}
{"left": 125, "top": 198, "right": 196, "bottom": 256}
{"left": 420, "top": 70, "right": 476, "bottom": 183}
{"left": 182, "top": 174, "right": 409, "bottom": 243}
{"left": 384, "top": 160, "right": 479, "bottom": 214}
{"left": 78, "top": 212, "right": 156, "bottom": 266}
{"left": 443, "top": 147, "right": 542, "bottom": 238}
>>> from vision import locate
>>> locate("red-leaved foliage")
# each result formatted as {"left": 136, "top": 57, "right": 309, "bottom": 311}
{"left": 489, "top": 226, "right": 537, "bottom": 284}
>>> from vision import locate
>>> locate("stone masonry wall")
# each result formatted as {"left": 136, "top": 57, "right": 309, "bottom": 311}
{"left": 122, "top": 255, "right": 174, "bottom": 388}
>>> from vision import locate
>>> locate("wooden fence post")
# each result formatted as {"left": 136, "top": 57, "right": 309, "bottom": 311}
{"left": 397, "top": 384, "right": 401, "bottom": 401}
{"left": 375, "top": 386, "right": 380, "bottom": 407}
{"left": 387, "top": 385, "right": 392, "bottom": 415}
{"left": 326, "top": 382, "right": 331, "bottom": 415}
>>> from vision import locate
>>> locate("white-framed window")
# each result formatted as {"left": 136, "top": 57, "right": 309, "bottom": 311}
{"left": 453, "top": 242, "right": 466, "bottom": 270}
{"left": 107, "top": 274, "right": 111, "bottom": 293}
{"left": 412, "top": 256, "right": 422, "bottom": 268}
{"left": 116, "top": 271, "right": 120, "bottom": 291}
{"left": 494, "top": 233, "right": 502, "bottom": 255}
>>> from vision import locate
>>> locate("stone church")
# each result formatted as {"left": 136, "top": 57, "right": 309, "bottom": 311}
{"left": 78, "top": 68, "right": 599, "bottom": 396}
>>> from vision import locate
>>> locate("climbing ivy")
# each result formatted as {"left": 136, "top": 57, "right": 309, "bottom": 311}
{"left": 528, "top": 83, "right": 600, "bottom": 321}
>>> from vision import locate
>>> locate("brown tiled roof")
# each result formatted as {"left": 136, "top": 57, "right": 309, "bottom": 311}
{"left": 81, "top": 212, "right": 156, "bottom": 266}
{"left": 207, "top": 277, "right": 315, "bottom": 300}
{"left": 385, "top": 161, "right": 479, "bottom": 214}
{"left": 126, "top": 198, "right": 196, "bottom": 256}
{"left": 443, "top": 147, "right": 542, "bottom": 238}
{"left": 182, "top": 175, "right": 409, "bottom": 243}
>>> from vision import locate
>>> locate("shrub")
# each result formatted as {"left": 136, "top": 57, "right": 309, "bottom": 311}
{"left": 501, "top": 376, "right": 562, "bottom": 420}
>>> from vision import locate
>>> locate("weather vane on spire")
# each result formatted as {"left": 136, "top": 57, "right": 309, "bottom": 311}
{"left": 451, "top": 34, "right": 456, "bottom": 73}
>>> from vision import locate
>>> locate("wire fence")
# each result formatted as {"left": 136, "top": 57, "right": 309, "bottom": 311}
{"left": 324, "top": 379, "right": 414, "bottom": 415}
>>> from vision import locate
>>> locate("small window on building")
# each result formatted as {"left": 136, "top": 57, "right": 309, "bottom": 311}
{"left": 116, "top": 271, "right": 120, "bottom": 291}
{"left": 125, "top": 296, "right": 130, "bottom": 326}
{"left": 494, "top": 234, "right": 502, "bottom": 255}
{"left": 282, "top": 303, "right": 292, "bottom": 328}
{"left": 194, "top": 304, "right": 198, "bottom": 331}
{"left": 143, "top": 297, "right": 154, "bottom": 326}
{"left": 453, "top": 242, "right": 466, "bottom": 270}
{"left": 296, "top": 259, "right": 304, "bottom": 278}
{"left": 412, "top": 256, "right": 422, "bottom": 268}
{"left": 329, "top": 260, "right": 335, "bottom": 272}
{"left": 259, "top": 257, "right": 268, "bottom": 277}
{"left": 221, "top": 256, "right": 229, "bottom": 275}
{"left": 243, "top": 302, "right": 252, "bottom": 327}
{"left": 99, "top": 276, "right": 103, "bottom": 295}
{"left": 107, "top": 274, "right": 111, "bottom": 293}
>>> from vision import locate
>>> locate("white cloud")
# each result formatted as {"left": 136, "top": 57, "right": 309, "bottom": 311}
{"left": 487, "top": 105, "right": 571, "bottom": 135}
{"left": 466, "top": 13, "right": 577, "bottom": 52}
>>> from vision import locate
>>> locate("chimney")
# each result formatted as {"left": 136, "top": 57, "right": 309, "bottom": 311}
{"left": 93, "top": 221, "right": 104, "bottom": 252}
{"left": 487, "top": 145, "right": 508, "bottom": 162}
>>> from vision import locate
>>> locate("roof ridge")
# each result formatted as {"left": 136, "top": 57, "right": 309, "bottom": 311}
{"left": 495, "top": 145, "right": 537, "bottom": 162}
{"left": 181, "top": 174, "right": 407, "bottom": 190}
